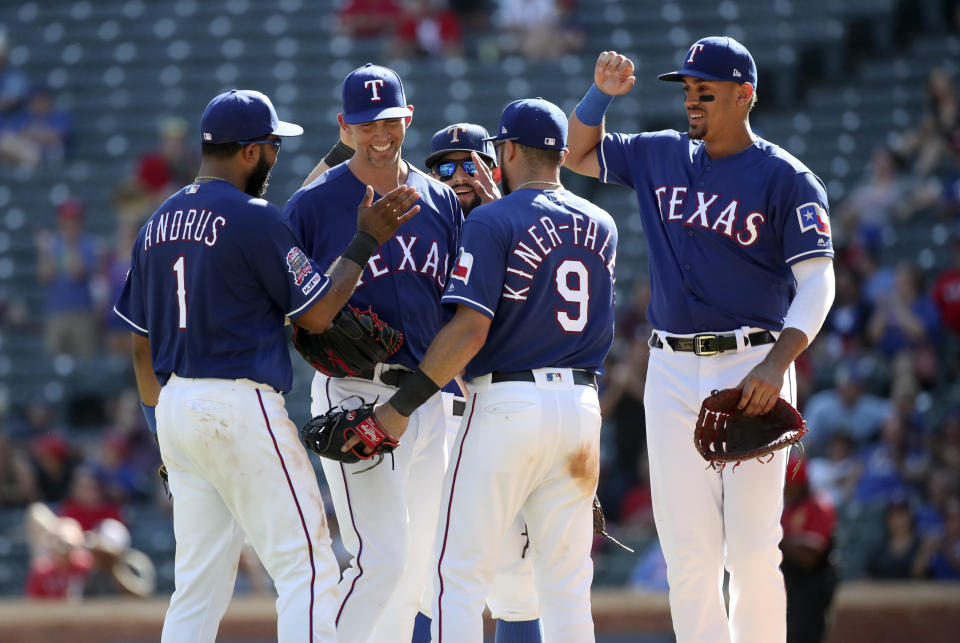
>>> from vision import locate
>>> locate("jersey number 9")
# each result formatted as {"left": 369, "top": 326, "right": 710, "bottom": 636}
{"left": 555, "top": 259, "right": 589, "bottom": 333}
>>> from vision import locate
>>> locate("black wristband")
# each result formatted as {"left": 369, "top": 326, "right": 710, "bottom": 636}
{"left": 322, "top": 140, "right": 355, "bottom": 168}
{"left": 342, "top": 231, "right": 379, "bottom": 267}
{"left": 389, "top": 368, "right": 441, "bottom": 417}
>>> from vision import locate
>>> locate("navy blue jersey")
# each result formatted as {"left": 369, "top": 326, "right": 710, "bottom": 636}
{"left": 114, "top": 180, "right": 329, "bottom": 393}
{"left": 284, "top": 163, "right": 462, "bottom": 370}
{"left": 442, "top": 188, "right": 617, "bottom": 380}
{"left": 599, "top": 131, "right": 833, "bottom": 334}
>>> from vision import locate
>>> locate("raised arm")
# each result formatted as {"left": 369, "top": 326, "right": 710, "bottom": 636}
{"left": 565, "top": 51, "right": 636, "bottom": 178}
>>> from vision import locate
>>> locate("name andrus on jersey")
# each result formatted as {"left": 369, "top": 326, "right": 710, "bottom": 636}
{"left": 143, "top": 208, "right": 227, "bottom": 251}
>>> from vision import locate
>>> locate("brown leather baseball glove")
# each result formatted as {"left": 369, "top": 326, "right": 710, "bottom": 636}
{"left": 292, "top": 305, "right": 403, "bottom": 379}
{"left": 695, "top": 388, "right": 807, "bottom": 469}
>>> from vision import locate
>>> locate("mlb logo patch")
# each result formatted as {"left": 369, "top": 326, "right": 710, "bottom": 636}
{"left": 545, "top": 372, "right": 563, "bottom": 382}
{"left": 544, "top": 137, "right": 555, "bottom": 146}
{"left": 451, "top": 249, "right": 474, "bottom": 284}
{"left": 796, "top": 202, "right": 831, "bottom": 236}
{"left": 186, "top": 183, "right": 199, "bottom": 194}
{"left": 286, "top": 246, "right": 313, "bottom": 286}
{"left": 203, "top": 132, "right": 212, "bottom": 141}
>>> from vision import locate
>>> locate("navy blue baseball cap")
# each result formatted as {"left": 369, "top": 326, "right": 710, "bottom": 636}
{"left": 200, "top": 89, "right": 303, "bottom": 144}
{"left": 342, "top": 63, "right": 413, "bottom": 125}
{"left": 485, "top": 98, "right": 567, "bottom": 151}
{"left": 658, "top": 36, "right": 757, "bottom": 89}
{"left": 425, "top": 123, "right": 497, "bottom": 169}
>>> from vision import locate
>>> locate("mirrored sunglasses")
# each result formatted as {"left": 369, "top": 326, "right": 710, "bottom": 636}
{"left": 434, "top": 160, "right": 477, "bottom": 181}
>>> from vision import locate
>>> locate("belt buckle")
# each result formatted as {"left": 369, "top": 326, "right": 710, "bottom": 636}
{"left": 693, "top": 334, "right": 718, "bottom": 356}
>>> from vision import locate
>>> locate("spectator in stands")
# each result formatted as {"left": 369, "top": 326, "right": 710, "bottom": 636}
{"left": 134, "top": 116, "right": 196, "bottom": 199}
{"left": 337, "top": 0, "right": 403, "bottom": 37}
{"left": 102, "top": 388, "right": 161, "bottom": 485}
{"left": 0, "top": 32, "right": 29, "bottom": 115}
{"left": 914, "top": 468, "right": 959, "bottom": 539}
{"left": 58, "top": 467, "right": 124, "bottom": 532}
{"left": 837, "top": 147, "right": 912, "bottom": 250}
{"left": 932, "top": 407, "right": 960, "bottom": 471}
{"left": 95, "top": 431, "right": 153, "bottom": 505}
{"left": 897, "top": 66, "right": 959, "bottom": 178}
{"left": 0, "top": 429, "right": 35, "bottom": 506}
{"left": 24, "top": 509, "right": 92, "bottom": 600}
{"left": 864, "top": 494, "right": 928, "bottom": 579}
{"left": 807, "top": 432, "right": 859, "bottom": 509}
{"left": 493, "top": 0, "right": 583, "bottom": 60}
{"left": 820, "top": 262, "right": 873, "bottom": 356}
{"left": 781, "top": 454, "right": 838, "bottom": 643}
{"left": 98, "top": 222, "right": 138, "bottom": 355}
{"left": 391, "top": 0, "right": 463, "bottom": 58}
{"left": 927, "top": 495, "right": 960, "bottom": 579}
{"left": 0, "top": 85, "right": 72, "bottom": 170}
{"left": 448, "top": 0, "right": 494, "bottom": 33}
{"left": 851, "top": 413, "right": 929, "bottom": 507}
{"left": 35, "top": 198, "right": 100, "bottom": 356}
{"left": 867, "top": 262, "right": 941, "bottom": 357}
{"left": 28, "top": 434, "right": 77, "bottom": 504}
{"left": 932, "top": 236, "right": 960, "bottom": 337}
{"left": 802, "top": 358, "right": 892, "bottom": 455}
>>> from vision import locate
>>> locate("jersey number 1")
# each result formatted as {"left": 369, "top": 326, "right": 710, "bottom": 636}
{"left": 172, "top": 256, "right": 187, "bottom": 329}
{"left": 555, "top": 259, "right": 589, "bottom": 333}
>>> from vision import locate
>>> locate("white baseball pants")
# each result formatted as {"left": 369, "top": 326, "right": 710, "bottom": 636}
{"left": 312, "top": 371, "right": 446, "bottom": 643}
{"left": 644, "top": 330, "right": 792, "bottom": 643}
{"left": 431, "top": 370, "right": 600, "bottom": 643}
{"left": 417, "top": 392, "right": 541, "bottom": 623}
{"left": 157, "top": 375, "right": 340, "bottom": 643}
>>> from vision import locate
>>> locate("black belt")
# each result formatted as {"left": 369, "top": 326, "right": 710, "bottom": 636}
{"left": 353, "top": 367, "right": 413, "bottom": 387}
{"left": 452, "top": 399, "right": 466, "bottom": 417}
{"left": 649, "top": 330, "right": 775, "bottom": 356}
{"left": 490, "top": 369, "right": 597, "bottom": 389}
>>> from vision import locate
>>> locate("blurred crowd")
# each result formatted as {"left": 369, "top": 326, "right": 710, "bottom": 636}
{"left": 0, "top": 0, "right": 959, "bottom": 610}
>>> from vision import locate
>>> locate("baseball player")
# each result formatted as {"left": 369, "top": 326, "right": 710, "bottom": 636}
{"left": 565, "top": 37, "right": 836, "bottom": 642}
{"left": 113, "top": 89, "right": 420, "bottom": 642}
{"left": 283, "top": 64, "right": 462, "bottom": 643}
{"left": 372, "top": 97, "right": 618, "bottom": 643}
{"left": 415, "top": 123, "right": 543, "bottom": 643}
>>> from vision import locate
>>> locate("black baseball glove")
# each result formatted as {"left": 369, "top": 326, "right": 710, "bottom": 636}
{"left": 299, "top": 399, "right": 399, "bottom": 467}
{"left": 292, "top": 305, "right": 404, "bottom": 379}
{"left": 694, "top": 388, "right": 807, "bottom": 469}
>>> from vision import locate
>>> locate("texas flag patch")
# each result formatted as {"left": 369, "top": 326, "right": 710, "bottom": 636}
{"left": 796, "top": 202, "right": 831, "bottom": 236}
{"left": 450, "top": 249, "right": 474, "bottom": 284}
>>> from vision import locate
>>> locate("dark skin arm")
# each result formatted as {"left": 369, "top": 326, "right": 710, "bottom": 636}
{"left": 736, "top": 327, "right": 808, "bottom": 416}
{"left": 342, "top": 306, "right": 491, "bottom": 452}
{"left": 132, "top": 333, "right": 161, "bottom": 407}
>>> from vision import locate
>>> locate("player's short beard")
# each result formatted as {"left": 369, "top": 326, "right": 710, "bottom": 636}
{"left": 460, "top": 192, "right": 481, "bottom": 215}
{"left": 500, "top": 164, "right": 512, "bottom": 195}
{"left": 245, "top": 156, "right": 272, "bottom": 197}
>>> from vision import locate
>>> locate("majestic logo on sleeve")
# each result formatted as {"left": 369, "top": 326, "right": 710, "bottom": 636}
{"left": 796, "top": 202, "right": 831, "bottom": 236}
{"left": 451, "top": 249, "right": 474, "bottom": 284}
{"left": 286, "top": 247, "right": 313, "bottom": 286}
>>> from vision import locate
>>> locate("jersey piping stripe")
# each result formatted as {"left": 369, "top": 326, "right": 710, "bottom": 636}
{"left": 330, "top": 377, "right": 365, "bottom": 626}
{"left": 112, "top": 305, "right": 149, "bottom": 334}
{"left": 435, "top": 393, "right": 478, "bottom": 642}
{"left": 598, "top": 137, "right": 609, "bottom": 184}
{"left": 441, "top": 294, "right": 494, "bottom": 317}
{"left": 287, "top": 277, "right": 330, "bottom": 318}
{"left": 255, "top": 389, "right": 315, "bottom": 641}
{"left": 784, "top": 248, "right": 834, "bottom": 264}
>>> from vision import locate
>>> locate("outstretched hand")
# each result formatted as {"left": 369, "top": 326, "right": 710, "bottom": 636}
{"left": 470, "top": 152, "right": 501, "bottom": 204}
{"left": 594, "top": 51, "right": 636, "bottom": 96}
{"left": 357, "top": 185, "right": 421, "bottom": 244}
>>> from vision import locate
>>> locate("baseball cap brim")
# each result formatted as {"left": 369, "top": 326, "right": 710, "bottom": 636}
{"left": 343, "top": 106, "right": 413, "bottom": 125}
{"left": 425, "top": 147, "right": 496, "bottom": 169}
{"left": 658, "top": 69, "right": 745, "bottom": 83}
{"left": 272, "top": 120, "right": 304, "bottom": 137}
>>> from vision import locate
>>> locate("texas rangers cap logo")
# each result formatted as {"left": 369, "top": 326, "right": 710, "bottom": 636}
{"left": 285, "top": 246, "right": 313, "bottom": 286}
{"left": 796, "top": 202, "right": 831, "bottom": 236}
{"left": 451, "top": 249, "right": 473, "bottom": 284}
